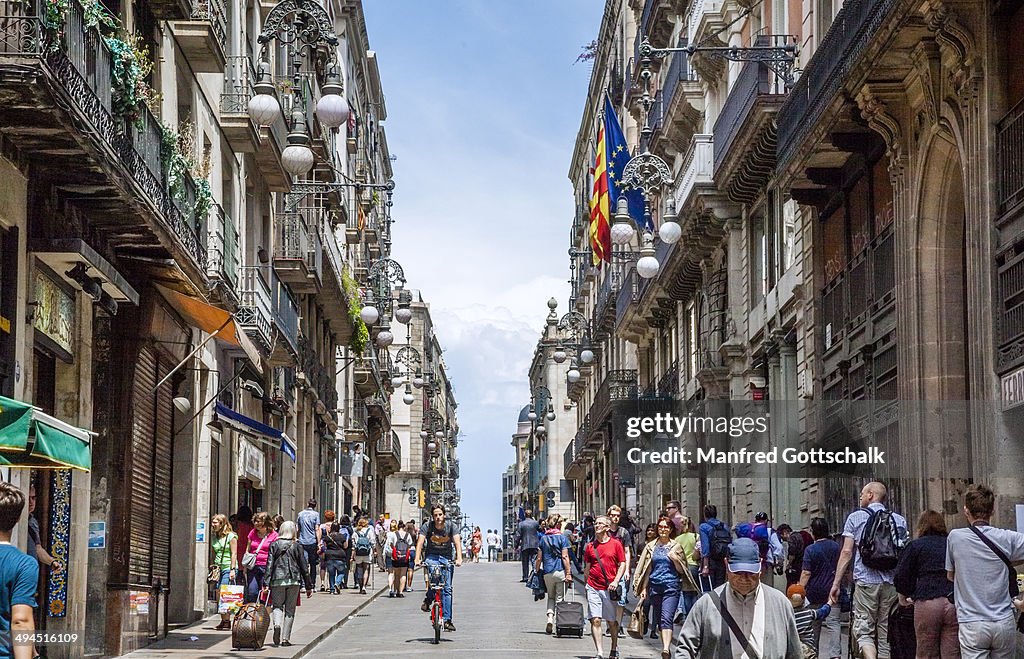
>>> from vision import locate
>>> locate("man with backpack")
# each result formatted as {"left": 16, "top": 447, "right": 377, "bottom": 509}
{"left": 828, "top": 481, "right": 908, "bottom": 659}
{"left": 947, "top": 484, "right": 1024, "bottom": 659}
{"left": 735, "top": 512, "right": 786, "bottom": 580}
{"left": 778, "top": 522, "right": 815, "bottom": 586}
{"left": 351, "top": 518, "right": 376, "bottom": 594}
{"left": 699, "top": 504, "right": 732, "bottom": 589}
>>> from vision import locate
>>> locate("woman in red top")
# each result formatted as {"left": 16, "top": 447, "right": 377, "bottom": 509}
{"left": 234, "top": 505, "right": 253, "bottom": 568}
{"left": 317, "top": 510, "right": 336, "bottom": 591}
{"left": 243, "top": 512, "right": 278, "bottom": 603}
{"left": 471, "top": 526, "right": 483, "bottom": 563}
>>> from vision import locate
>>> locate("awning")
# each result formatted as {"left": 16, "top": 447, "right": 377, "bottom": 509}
{"left": 0, "top": 396, "right": 93, "bottom": 471}
{"left": 154, "top": 284, "right": 262, "bottom": 372}
{"left": 214, "top": 402, "right": 295, "bottom": 463}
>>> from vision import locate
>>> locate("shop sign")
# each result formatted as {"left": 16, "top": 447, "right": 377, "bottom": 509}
{"left": 129, "top": 591, "right": 149, "bottom": 615}
{"left": 34, "top": 271, "right": 75, "bottom": 355}
{"left": 236, "top": 438, "right": 265, "bottom": 485}
{"left": 88, "top": 521, "right": 105, "bottom": 549}
{"left": 1002, "top": 366, "right": 1024, "bottom": 411}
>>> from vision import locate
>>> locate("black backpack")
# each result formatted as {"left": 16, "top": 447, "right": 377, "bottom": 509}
{"left": 708, "top": 521, "right": 733, "bottom": 560}
{"left": 858, "top": 508, "right": 905, "bottom": 570}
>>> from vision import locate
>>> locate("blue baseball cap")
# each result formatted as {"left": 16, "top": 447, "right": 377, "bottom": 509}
{"left": 728, "top": 538, "right": 762, "bottom": 574}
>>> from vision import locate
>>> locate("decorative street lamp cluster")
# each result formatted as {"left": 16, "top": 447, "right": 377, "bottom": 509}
{"left": 546, "top": 298, "right": 596, "bottom": 384}
{"left": 528, "top": 385, "right": 555, "bottom": 439}
{"left": 358, "top": 257, "right": 407, "bottom": 350}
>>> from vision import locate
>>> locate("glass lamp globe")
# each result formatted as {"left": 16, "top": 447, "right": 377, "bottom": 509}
{"left": 552, "top": 349, "right": 567, "bottom": 364}
{"left": 435, "top": 430, "right": 444, "bottom": 439}
{"left": 659, "top": 218, "right": 682, "bottom": 244}
{"left": 375, "top": 330, "right": 394, "bottom": 347}
{"left": 636, "top": 233, "right": 661, "bottom": 279}
{"left": 315, "top": 69, "right": 349, "bottom": 128}
{"left": 547, "top": 411, "right": 556, "bottom": 421}
{"left": 580, "top": 348, "right": 595, "bottom": 364}
{"left": 403, "top": 391, "right": 415, "bottom": 405}
{"left": 413, "top": 375, "right": 424, "bottom": 388}
{"left": 420, "top": 430, "right": 428, "bottom": 440}
{"left": 390, "top": 375, "right": 403, "bottom": 387}
{"left": 282, "top": 143, "right": 314, "bottom": 176}
{"left": 536, "top": 425, "right": 546, "bottom": 436}
{"left": 394, "top": 306, "right": 413, "bottom": 324}
{"left": 567, "top": 368, "right": 581, "bottom": 383}
{"left": 527, "top": 408, "right": 537, "bottom": 422}
{"left": 610, "top": 197, "right": 635, "bottom": 245}
{"left": 246, "top": 62, "right": 281, "bottom": 127}
{"left": 359, "top": 305, "right": 379, "bottom": 325}
{"left": 427, "top": 442, "right": 437, "bottom": 452}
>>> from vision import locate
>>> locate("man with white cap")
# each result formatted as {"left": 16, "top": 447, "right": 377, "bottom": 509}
{"left": 676, "top": 537, "right": 802, "bottom": 659}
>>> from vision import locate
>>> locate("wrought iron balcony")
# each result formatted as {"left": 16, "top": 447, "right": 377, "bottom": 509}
{"left": 169, "top": 0, "right": 227, "bottom": 73}
{"left": 998, "top": 97, "right": 1024, "bottom": 216}
{"left": 563, "top": 412, "right": 592, "bottom": 479}
{"left": 207, "top": 201, "right": 239, "bottom": 292}
{"left": 274, "top": 210, "right": 322, "bottom": 293}
{"left": 297, "top": 334, "right": 337, "bottom": 413}
{"left": 343, "top": 398, "right": 368, "bottom": 438}
{"left": 589, "top": 369, "right": 639, "bottom": 428}
{"left": 591, "top": 269, "right": 621, "bottom": 340}
{"left": 237, "top": 266, "right": 274, "bottom": 352}
{"left": 713, "top": 36, "right": 790, "bottom": 202}
{"left": 0, "top": 0, "right": 208, "bottom": 279}
{"left": 616, "top": 267, "right": 640, "bottom": 330}
{"left": 270, "top": 271, "right": 299, "bottom": 359}
{"left": 775, "top": 0, "right": 899, "bottom": 168}
{"left": 220, "top": 56, "right": 261, "bottom": 153}
{"left": 375, "top": 430, "right": 402, "bottom": 476}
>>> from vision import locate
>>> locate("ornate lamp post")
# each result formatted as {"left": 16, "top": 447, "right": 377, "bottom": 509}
{"left": 605, "top": 36, "right": 798, "bottom": 279}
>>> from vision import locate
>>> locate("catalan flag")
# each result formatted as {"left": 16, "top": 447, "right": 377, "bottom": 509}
{"left": 589, "top": 97, "right": 647, "bottom": 266}
{"left": 588, "top": 120, "right": 612, "bottom": 266}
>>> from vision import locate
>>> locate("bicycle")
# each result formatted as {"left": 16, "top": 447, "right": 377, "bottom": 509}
{"left": 425, "top": 562, "right": 453, "bottom": 644}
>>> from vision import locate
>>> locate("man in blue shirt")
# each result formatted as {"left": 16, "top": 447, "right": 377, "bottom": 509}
{"left": 0, "top": 481, "right": 39, "bottom": 659}
{"left": 296, "top": 499, "right": 321, "bottom": 590}
{"left": 698, "top": 504, "right": 729, "bottom": 589}
{"left": 800, "top": 517, "right": 841, "bottom": 659}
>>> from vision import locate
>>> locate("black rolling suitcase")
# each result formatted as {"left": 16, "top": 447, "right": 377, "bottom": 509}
{"left": 555, "top": 582, "right": 585, "bottom": 638}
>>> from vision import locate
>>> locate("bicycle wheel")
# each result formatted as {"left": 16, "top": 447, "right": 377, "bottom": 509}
{"left": 431, "top": 601, "right": 441, "bottom": 644}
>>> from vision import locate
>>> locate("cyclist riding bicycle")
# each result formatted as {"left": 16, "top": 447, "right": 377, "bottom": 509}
{"left": 415, "top": 504, "right": 463, "bottom": 632}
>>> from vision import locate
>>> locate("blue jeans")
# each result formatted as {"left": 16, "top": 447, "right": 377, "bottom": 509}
{"left": 423, "top": 556, "right": 454, "bottom": 622}
{"left": 677, "top": 565, "right": 701, "bottom": 619}
{"left": 325, "top": 560, "right": 345, "bottom": 590}
{"left": 244, "top": 565, "right": 265, "bottom": 603}
{"left": 617, "top": 578, "right": 630, "bottom": 607}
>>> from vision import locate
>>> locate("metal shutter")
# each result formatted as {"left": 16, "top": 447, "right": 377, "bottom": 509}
{"left": 129, "top": 346, "right": 156, "bottom": 584}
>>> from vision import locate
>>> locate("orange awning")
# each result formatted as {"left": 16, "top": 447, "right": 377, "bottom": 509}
{"left": 155, "top": 284, "right": 263, "bottom": 372}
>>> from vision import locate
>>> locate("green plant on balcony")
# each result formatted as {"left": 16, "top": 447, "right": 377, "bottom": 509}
{"left": 160, "top": 120, "right": 213, "bottom": 224}
{"left": 107, "top": 33, "right": 154, "bottom": 126}
{"left": 342, "top": 266, "right": 369, "bottom": 355}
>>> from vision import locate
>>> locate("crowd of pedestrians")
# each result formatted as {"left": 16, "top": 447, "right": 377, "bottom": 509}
{"left": 511, "top": 481, "right": 1024, "bottom": 659}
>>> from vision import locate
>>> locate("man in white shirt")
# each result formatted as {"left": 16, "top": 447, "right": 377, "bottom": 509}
{"left": 947, "top": 484, "right": 1024, "bottom": 659}
{"left": 486, "top": 529, "right": 500, "bottom": 562}
{"left": 676, "top": 537, "right": 802, "bottom": 658}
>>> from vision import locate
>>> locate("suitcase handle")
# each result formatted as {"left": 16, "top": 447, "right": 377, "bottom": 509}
{"left": 564, "top": 580, "right": 575, "bottom": 602}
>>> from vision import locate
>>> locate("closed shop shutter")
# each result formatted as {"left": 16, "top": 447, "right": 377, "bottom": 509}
{"left": 128, "top": 345, "right": 174, "bottom": 585}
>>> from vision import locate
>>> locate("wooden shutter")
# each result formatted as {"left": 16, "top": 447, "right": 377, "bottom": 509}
{"left": 151, "top": 356, "right": 173, "bottom": 583}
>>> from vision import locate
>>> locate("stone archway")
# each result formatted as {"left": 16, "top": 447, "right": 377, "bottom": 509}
{"left": 906, "top": 128, "right": 970, "bottom": 518}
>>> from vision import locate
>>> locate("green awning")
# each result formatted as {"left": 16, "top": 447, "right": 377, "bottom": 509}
{"left": 0, "top": 395, "right": 92, "bottom": 471}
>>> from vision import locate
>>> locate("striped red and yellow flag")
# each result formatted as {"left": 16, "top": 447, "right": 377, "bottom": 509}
{"left": 588, "top": 121, "right": 611, "bottom": 266}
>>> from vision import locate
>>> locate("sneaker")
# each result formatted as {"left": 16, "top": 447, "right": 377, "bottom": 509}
{"left": 272, "top": 625, "right": 281, "bottom": 646}
{"left": 387, "top": 592, "right": 394, "bottom": 598}
{"left": 421, "top": 602, "right": 430, "bottom": 612}
{"left": 609, "top": 651, "right": 619, "bottom": 659}
{"left": 443, "top": 620, "right": 456, "bottom": 632}
{"left": 396, "top": 592, "right": 405, "bottom": 598}
{"left": 359, "top": 588, "right": 366, "bottom": 594}
{"left": 281, "top": 640, "right": 292, "bottom": 647}
{"left": 319, "top": 585, "right": 326, "bottom": 592}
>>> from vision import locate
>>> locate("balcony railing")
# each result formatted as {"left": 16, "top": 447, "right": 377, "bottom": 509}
{"left": 776, "top": 0, "right": 899, "bottom": 167}
{"left": 590, "top": 369, "right": 639, "bottom": 427}
{"left": 675, "top": 134, "right": 714, "bottom": 206}
{"left": 222, "top": 55, "right": 253, "bottom": 114}
{"left": 616, "top": 267, "right": 639, "bottom": 328}
{"left": 998, "top": 97, "right": 1024, "bottom": 215}
{"left": 237, "top": 266, "right": 274, "bottom": 350}
{"left": 207, "top": 201, "right": 238, "bottom": 288}
{"left": 343, "top": 398, "right": 368, "bottom": 434}
{"left": 190, "top": 0, "right": 227, "bottom": 49}
{"left": 271, "top": 271, "right": 299, "bottom": 355}
{"left": 713, "top": 36, "right": 789, "bottom": 172}
{"left": 376, "top": 430, "right": 402, "bottom": 472}
{"left": 0, "top": 0, "right": 207, "bottom": 269}
{"left": 592, "top": 269, "right": 621, "bottom": 337}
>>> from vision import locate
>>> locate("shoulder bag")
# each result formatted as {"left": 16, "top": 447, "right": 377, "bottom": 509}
{"left": 208, "top": 537, "right": 227, "bottom": 583}
{"left": 590, "top": 541, "right": 622, "bottom": 600}
{"left": 241, "top": 533, "right": 270, "bottom": 571}
{"left": 708, "top": 590, "right": 761, "bottom": 659}
{"left": 968, "top": 524, "right": 1024, "bottom": 631}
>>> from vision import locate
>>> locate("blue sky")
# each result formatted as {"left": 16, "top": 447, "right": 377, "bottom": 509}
{"left": 362, "top": 1, "right": 602, "bottom": 531}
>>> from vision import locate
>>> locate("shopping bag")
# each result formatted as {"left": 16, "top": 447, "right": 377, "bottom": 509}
{"left": 626, "top": 605, "right": 646, "bottom": 639}
{"left": 218, "top": 584, "right": 245, "bottom": 614}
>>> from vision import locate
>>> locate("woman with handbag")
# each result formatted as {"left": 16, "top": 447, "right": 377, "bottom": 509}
{"left": 210, "top": 514, "right": 239, "bottom": 631}
{"left": 534, "top": 516, "right": 573, "bottom": 634}
{"left": 633, "top": 516, "right": 698, "bottom": 659}
{"left": 243, "top": 512, "right": 277, "bottom": 603}
{"left": 322, "top": 521, "right": 349, "bottom": 594}
{"left": 316, "top": 510, "right": 336, "bottom": 592}
{"left": 262, "top": 521, "right": 313, "bottom": 647}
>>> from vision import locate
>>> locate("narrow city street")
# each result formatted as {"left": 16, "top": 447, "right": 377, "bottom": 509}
{"left": 317, "top": 562, "right": 661, "bottom": 658}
